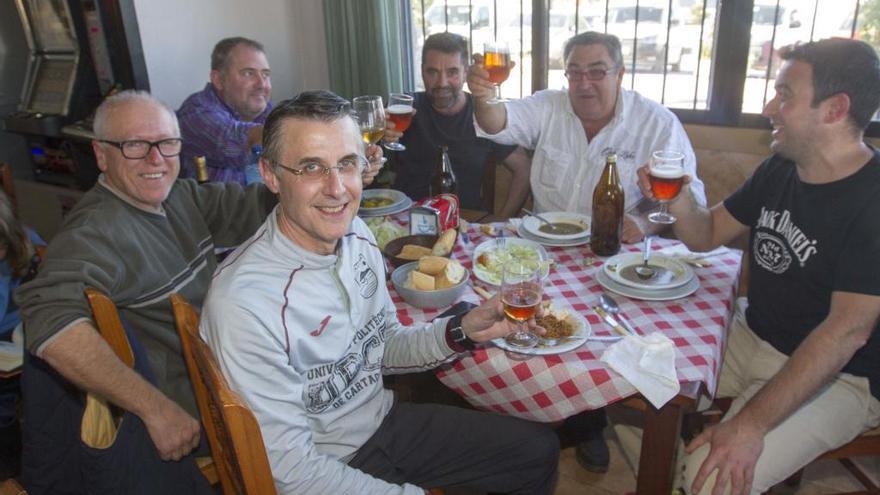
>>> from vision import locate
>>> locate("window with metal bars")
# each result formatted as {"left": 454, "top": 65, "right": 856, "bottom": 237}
{"left": 405, "top": 0, "right": 880, "bottom": 135}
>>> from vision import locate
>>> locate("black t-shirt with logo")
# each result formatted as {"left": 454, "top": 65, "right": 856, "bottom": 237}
{"left": 725, "top": 150, "right": 880, "bottom": 398}
{"left": 392, "top": 92, "right": 516, "bottom": 209}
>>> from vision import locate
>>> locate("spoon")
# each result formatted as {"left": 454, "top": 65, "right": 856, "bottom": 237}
{"left": 598, "top": 293, "right": 640, "bottom": 336}
{"left": 521, "top": 208, "right": 557, "bottom": 233}
{"left": 634, "top": 235, "right": 656, "bottom": 280}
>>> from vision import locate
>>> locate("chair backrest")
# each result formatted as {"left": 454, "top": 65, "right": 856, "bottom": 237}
{"left": 170, "top": 294, "right": 276, "bottom": 495}
{"left": 85, "top": 288, "right": 134, "bottom": 368}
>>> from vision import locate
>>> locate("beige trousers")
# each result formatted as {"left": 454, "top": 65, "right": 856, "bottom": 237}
{"left": 614, "top": 298, "right": 880, "bottom": 495}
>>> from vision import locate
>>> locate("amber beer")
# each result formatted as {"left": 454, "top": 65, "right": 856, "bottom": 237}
{"left": 386, "top": 104, "right": 414, "bottom": 133}
{"left": 194, "top": 156, "right": 209, "bottom": 184}
{"left": 430, "top": 145, "right": 457, "bottom": 196}
{"left": 649, "top": 164, "right": 685, "bottom": 201}
{"left": 361, "top": 127, "right": 385, "bottom": 145}
{"left": 502, "top": 286, "right": 541, "bottom": 321}
{"left": 484, "top": 50, "right": 511, "bottom": 85}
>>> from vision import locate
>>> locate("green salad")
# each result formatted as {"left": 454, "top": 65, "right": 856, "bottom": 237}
{"left": 365, "top": 217, "right": 407, "bottom": 250}
{"left": 474, "top": 244, "right": 547, "bottom": 285}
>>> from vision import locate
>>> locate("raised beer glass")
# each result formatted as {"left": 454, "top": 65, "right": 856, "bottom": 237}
{"left": 353, "top": 95, "right": 386, "bottom": 146}
{"left": 384, "top": 93, "right": 414, "bottom": 151}
{"left": 484, "top": 41, "right": 511, "bottom": 104}
{"left": 502, "top": 259, "right": 542, "bottom": 349}
{"left": 647, "top": 150, "right": 686, "bottom": 224}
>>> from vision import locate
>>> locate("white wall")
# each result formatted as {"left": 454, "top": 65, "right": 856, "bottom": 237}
{"left": 132, "top": 0, "right": 330, "bottom": 109}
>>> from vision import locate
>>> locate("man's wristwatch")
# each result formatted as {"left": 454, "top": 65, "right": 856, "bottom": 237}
{"left": 447, "top": 313, "right": 476, "bottom": 350}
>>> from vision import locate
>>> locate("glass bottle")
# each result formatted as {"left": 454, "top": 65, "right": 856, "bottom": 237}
{"left": 430, "top": 145, "right": 457, "bottom": 196}
{"left": 194, "top": 156, "right": 209, "bottom": 184}
{"left": 590, "top": 153, "right": 625, "bottom": 256}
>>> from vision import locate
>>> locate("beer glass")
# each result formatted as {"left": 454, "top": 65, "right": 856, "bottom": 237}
{"left": 384, "top": 93, "right": 414, "bottom": 151}
{"left": 647, "top": 150, "right": 686, "bottom": 224}
{"left": 502, "top": 259, "right": 542, "bottom": 349}
{"left": 484, "top": 41, "right": 511, "bottom": 104}
{"left": 353, "top": 95, "right": 386, "bottom": 146}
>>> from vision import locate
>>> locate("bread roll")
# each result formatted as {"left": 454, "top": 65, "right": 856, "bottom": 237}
{"left": 398, "top": 244, "right": 432, "bottom": 260}
{"left": 435, "top": 260, "right": 466, "bottom": 289}
{"left": 432, "top": 229, "right": 457, "bottom": 256}
{"left": 407, "top": 270, "right": 435, "bottom": 291}
{"left": 418, "top": 256, "right": 449, "bottom": 276}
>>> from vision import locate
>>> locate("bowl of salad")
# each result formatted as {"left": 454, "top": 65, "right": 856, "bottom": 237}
{"left": 472, "top": 237, "right": 551, "bottom": 286}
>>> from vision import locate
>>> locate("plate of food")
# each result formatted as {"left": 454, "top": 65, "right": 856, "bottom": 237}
{"left": 602, "top": 252, "right": 694, "bottom": 290}
{"left": 492, "top": 301, "right": 590, "bottom": 355}
{"left": 359, "top": 189, "right": 412, "bottom": 217}
{"left": 472, "top": 237, "right": 551, "bottom": 286}
{"left": 596, "top": 268, "right": 700, "bottom": 301}
{"left": 521, "top": 212, "right": 591, "bottom": 241}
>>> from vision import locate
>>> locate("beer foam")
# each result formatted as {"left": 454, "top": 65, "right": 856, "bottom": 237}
{"left": 650, "top": 164, "right": 685, "bottom": 179}
{"left": 387, "top": 104, "right": 413, "bottom": 114}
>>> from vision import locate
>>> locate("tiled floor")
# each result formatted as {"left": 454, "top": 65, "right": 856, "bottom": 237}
{"left": 553, "top": 430, "right": 880, "bottom": 495}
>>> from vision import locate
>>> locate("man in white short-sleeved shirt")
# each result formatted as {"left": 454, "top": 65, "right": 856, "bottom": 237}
{"left": 467, "top": 31, "right": 706, "bottom": 243}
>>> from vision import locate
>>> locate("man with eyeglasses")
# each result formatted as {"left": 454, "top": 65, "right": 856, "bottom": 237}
{"left": 467, "top": 30, "right": 707, "bottom": 474}
{"left": 14, "top": 90, "right": 277, "bottom": 489}
{"left": 200, "top": 90, "right": 560, "bottom": 495}
{"left": 468, "top": 31, "right": 706, "bottom": 242}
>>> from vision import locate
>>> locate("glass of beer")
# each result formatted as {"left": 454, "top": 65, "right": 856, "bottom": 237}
{"left": 353, "top": 95, "right": 386, "bottom": 146}
{"left": 484, "top": 41, "right": 511, "bottom": 104}
{"left": 502, "top": 259, "right": 542, "bottom": 349}
{"left": 384, "top": 93, "right": 414, "bottom": 151}
{"left": 647, "top": 150, "right": 686, "bottom": 224}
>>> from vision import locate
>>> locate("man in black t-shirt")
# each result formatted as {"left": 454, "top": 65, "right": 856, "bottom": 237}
{"left": 385, "top": 33, "right": 531, "bottom": 217}
{"left": 637, "top": 39, "right": 880, "bottom": 495}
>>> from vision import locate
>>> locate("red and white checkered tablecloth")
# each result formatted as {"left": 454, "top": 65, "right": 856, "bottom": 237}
{"left": 389, "top": 222, "right": 743, "bottom": 423}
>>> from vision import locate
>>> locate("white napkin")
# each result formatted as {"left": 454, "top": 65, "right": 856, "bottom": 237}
{"left": 657, "top": 243, "right": 729, "bottom": 260}
{"left": 600, "top": 332, "right": 680, "bottom": 408}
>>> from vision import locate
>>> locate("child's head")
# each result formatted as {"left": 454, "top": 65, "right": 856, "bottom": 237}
{"left": 0, "top": 191, "right": 31, "bottom": 277}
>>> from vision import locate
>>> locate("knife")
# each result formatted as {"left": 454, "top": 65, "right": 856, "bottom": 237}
{"left": 593, "top": 306, "right": 631, "bottom": 337}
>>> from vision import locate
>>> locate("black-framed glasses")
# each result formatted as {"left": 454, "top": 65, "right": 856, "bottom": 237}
{"left": 98, "top": 138, "right": 183, "bottom": 159}
{"left": 564, "top": 66, "right": 620, "bottom": 82}
{"left": 273, "top": 156, "right": 367, "bottom": 180}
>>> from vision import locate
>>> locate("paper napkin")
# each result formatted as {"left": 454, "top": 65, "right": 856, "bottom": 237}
{"left": 657, "top": 243, "right": 729, "bottom": 259}
{"left": 600, "top": 332, "right": 680, "bottom": 408}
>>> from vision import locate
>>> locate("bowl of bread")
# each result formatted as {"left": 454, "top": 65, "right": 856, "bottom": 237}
{"left": 391, "top": 256, "right": 469, "bottom": 309}
{"left": 383, "top": 229, "right": 457, "bottom": 268}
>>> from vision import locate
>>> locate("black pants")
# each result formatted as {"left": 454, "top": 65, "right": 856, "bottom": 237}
{"left": 349, "top": 401, "right": 559, "bottom": 494}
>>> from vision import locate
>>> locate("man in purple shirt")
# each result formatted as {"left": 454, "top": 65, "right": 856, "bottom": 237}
{"left": 178, "top": 37, "right": 272, "bottom": 185}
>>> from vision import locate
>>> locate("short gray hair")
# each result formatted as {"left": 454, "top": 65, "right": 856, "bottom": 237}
{"left": 211, "top": 37, "right": 265, "bottom": 72}
{"left": 92, "top": 90, "right": 179, "bottom": 139}
{"left": 564, "top": 31, "right": 624, "bottom": 68}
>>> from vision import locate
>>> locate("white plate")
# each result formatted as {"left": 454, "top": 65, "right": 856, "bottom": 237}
{"left": 516, "top": 223, "right": 590, "bottom": 247}
{"left": 358, "top": 197, "right": 413, "bottom": 218}
{"left": 359, "top": 189, "right": 407, "bottom": 213}
{"left": 522, "top": 211, "right": 591, "bottom": 240}
{"left": 472, "top": 237, "right": 551, "bottom": 286}
{"left": 602, "top": 253, "right": 694, "bottom": 290}
{"left": 596, "top": 268, "right": 700, "bottom": 301}
{"left": 492, "top": 311, "right": 591, "bottom": 355}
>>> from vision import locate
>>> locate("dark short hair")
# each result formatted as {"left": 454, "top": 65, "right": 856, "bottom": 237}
{"left": 261, "top": 90, "right": 353, "bottom": 164}
{"left": 781, "top": 38, "right": 880, "bottom": 131}
{"left": 211, "top": 37, "right": 265, "bottom": 71}
{"left": 422, "top": 32, "right": 469, "bottom": 66}
{"left": 563, "top": 31, "right": 624, "bottom": 68}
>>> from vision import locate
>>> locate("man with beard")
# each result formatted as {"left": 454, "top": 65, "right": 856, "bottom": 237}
{"left": 201, "top": 90, "right": 559, "bottom": 494}
{"left": 385, "top": 33, "right": 531, "bottom": 217}
{"left": 468, "top": 31, "right": 706, "bottom": 242}
{"left": 638, "top": 38, "right": 880, "bottom": 494}
{"left": 177, "top": 37, "right": 273, "bottom": 185}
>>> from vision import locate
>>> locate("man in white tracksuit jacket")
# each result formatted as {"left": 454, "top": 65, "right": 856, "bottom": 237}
{"left": 201, "top": 90, "right": 559, "bottom": 494}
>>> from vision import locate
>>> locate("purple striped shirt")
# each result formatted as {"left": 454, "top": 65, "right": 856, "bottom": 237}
{"left": 177, "top": 83, "right": 272, "bottom": 185}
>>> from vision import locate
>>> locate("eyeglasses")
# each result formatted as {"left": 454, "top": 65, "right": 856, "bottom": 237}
{"left": 273, "top": 156, "right": 367, "bottom": 180}
{"left": 99, "top": 138, "right": 183, "bottom": 159}
{"left": 564, "top": 66, "right": 620, "bottom": 82}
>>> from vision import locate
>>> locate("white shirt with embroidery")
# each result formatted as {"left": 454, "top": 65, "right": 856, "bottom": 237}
{"left": 475, "top": 88, "right": 707, "bottom": 214}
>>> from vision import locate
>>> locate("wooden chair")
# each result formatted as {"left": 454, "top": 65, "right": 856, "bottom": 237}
{"left": 84, "top": 288, "right": 219, "bottom": 486}
{"left": 170, "top": 294, "right": 276, "bottom": 495}
{"left": 0, "top": 478, "right": 26, "bottom": 495}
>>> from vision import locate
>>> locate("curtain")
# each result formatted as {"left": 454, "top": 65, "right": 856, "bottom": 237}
{"left": 323, "top": 0, "right": 404, "bottom": 100}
